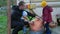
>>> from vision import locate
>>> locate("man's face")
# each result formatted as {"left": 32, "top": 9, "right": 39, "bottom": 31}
{"left": 19, "top": 5, "right": 25, "bottom": 10}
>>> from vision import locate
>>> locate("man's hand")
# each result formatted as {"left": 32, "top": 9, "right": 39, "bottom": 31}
{"left": 24, "top": 19, "right": 30, "bottom": 22}
{"left": 29, "top": 21, "right": 34, "bottom": 26}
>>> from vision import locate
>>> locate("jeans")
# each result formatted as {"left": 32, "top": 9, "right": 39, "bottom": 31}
{"left": 29, "top": 29, "right": 44, "bottom": 34}
{"left": 11, "top": 19, "right": 28, "bottom": 34}
{"left": 45, "top": 22, "right": 51, "bottom": 34}
{"left": 23, "top": 26, "right": 27, "bottom": 34}
{"left": 11, "top": 21, "right": 24, "bottom": 34}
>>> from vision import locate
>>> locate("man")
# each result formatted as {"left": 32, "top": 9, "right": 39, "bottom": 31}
{"left": 11, "top": 1, "right": 35, "bottom": 34}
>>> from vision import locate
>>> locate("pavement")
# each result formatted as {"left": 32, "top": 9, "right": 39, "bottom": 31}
{"left": 50, "top": 26, "right": 60, "bottom": 34}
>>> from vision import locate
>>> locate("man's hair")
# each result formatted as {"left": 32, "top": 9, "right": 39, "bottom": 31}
{"left": 18, "top": 1, "right": 25, "bottom": 6}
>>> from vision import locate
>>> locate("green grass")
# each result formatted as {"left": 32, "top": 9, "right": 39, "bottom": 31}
{"left": 0, "top": 16, "right": 7, "bottom": 34}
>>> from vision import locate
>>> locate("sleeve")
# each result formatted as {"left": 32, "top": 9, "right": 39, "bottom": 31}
{"left": 50, "top": 7, "right": 53, "bottom": 12}
{"left": 22, "top": 11, "right": 28, "bottom": 16}
{"left": 48, "top": 6, "right": 53, "bottom": 12}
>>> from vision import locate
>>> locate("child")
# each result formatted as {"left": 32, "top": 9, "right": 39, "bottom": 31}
{"left": 42, "top": 5, "right": 53, "bottom": 34}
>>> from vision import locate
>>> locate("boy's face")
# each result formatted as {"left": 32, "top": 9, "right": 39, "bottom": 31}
{"left": 19, "top": 5, "right": 25, "bottom": 10}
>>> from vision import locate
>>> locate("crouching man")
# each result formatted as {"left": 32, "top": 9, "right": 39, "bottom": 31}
{"left": 29, "top": 16, "right": 44, "bottom": 34}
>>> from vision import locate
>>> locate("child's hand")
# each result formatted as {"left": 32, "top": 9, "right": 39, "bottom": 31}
{"left": 44, "top": 21, "right": 47, "bottom": 24}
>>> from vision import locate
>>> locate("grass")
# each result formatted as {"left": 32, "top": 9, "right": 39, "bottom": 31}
{"left": 0, "top": 16, "right": 7, "bottom": 34}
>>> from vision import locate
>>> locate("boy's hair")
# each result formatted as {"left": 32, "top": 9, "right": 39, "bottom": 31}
{"left": 18, "top": 1, "right": 25, "bottom": 6}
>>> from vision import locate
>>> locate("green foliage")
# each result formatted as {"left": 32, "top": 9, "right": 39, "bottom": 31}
{"left": 0, "top": 0, "right": 16, "bottom": 7}
{"left": 0, "top": 0, "right": 7, "bottom": 6}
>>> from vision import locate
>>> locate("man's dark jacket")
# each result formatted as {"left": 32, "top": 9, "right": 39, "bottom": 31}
{"left": 11, "top": 5, "right": 35, "bottom": 22}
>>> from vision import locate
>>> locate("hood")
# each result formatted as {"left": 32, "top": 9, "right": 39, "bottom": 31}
{"left": 12, "top": 5, "right": 19, "bottom": 11}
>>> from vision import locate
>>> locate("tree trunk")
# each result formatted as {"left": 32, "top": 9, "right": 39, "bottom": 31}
{"left": 7, "top": 0, "right": 11, "bottom": 34}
